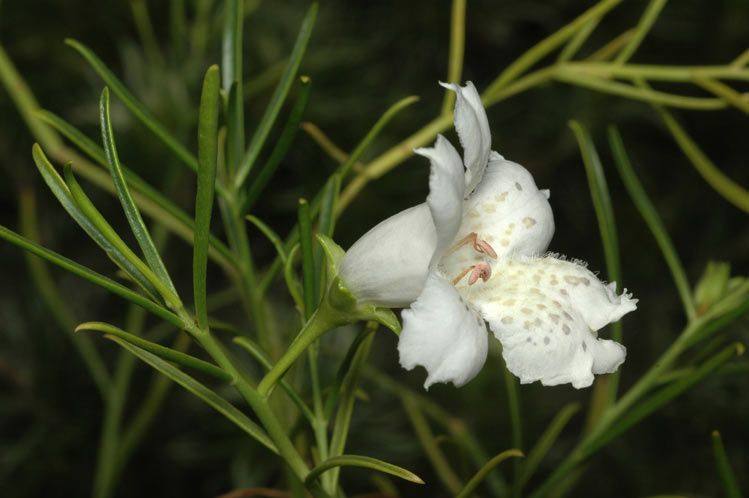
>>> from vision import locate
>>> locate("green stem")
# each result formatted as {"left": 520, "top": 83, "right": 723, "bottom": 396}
{"left": 220, "top": 192, "right": 270, "bottom": 349}
{"left": 258, "top": 306, "right": 341, "bottom": 397}
{"left": 441, "top": 0, "right": 466, "bottom": 114}
{"left": 194, "top": 330, "right": 331, "bottom": 498}
{"left": 485, "top": 0, "right": 622, "bottom": 95}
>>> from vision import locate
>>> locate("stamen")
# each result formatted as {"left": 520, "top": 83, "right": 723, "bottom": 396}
{"left": 452, "top": 262, "right": 492, "bottom": 286}
{"left": 468, "top": 262, "right": 492, "bottom": 285}
{"left": 447, "top": 232, "right": 498, "bottom": 259}
{"left": 451, "top": 267, "right": 472, "bottom": 285}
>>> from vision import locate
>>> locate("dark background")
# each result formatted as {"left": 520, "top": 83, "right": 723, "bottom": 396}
{"left": 1, "top": 1, "right": 748, "bottom": 497}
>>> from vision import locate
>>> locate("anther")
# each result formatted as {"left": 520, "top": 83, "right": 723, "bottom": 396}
{"left": 448, "top": 232, "right": 498, "bottom": 259}
{"left": 468, "top": 262, "right": 492, "bottom": 285}
{"left": 452, "top": 262, "right": 492, "bottom": 286}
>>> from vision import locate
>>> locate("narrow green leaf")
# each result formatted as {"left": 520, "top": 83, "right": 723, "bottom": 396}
{"left": 608, "top": 127, "right": 696, "bottom": 320}
{"left": 100, "top": 87, "right": 177, "bottom": 294}
{"left": 455, "top": 449, "right": 524, "bottom": 498}
{"left": 586, "top": 343, "right": 743, "bottom": 455}
{"left": 323, "top": 326, "right": 372, "bottom": 420}
{"left": 298, "top": 198, "right": 316, "bottom": 320}
{"left": 326, "top": 331, "right": 376, "bottom": 492}
{"left": 63, "top": 163, "right": 180, "bottom": 308}
{"left": 0, "top": 224, "right": 182, "bottom": 328}
{"left": 194, "top": 65, "right": 221, "bottom": 328}
{"left": 241, "top": 75, "right": 312, "bottom": 214}
{"left": 317, "top": 173, "right": 340, "bottom": 239}
{"left": 31, "top": 144, "right": 158, "bottom": 299}
{"left": 614, "top": 0, "right": 668, "bottom": 64}
{"left": 222, "top": 0, "right": 244, "bottom": 175}
{"left": 245, "top": 215, "right": 287, "bottom": 268}
{"left": 77, "top": 321, "right": 232, "bottom": 382}
{"left": 338, "top": 95, "right": 420, "bottom": 181}
{"left": 305, "top": 454, "right": 424, "bottom": 486}
{"left": 234, "top": 2, "right": 318, "bottom": 188}
{"left": 569, "top": 121, "right": 623, "bottom": 405}
{"left": 569, "top": 121, "right": 621, "bottom": 288}
{"left": 711, "top": 430, "right": 744, "bottom": 498}
{"left": 651, "top": 103, "right": 749, "bottom": 213}
{"left": 36, "top": 110, "right": 237, "bottom": 273}
{"left": 65, "top": 39, "right": 199, "bottom": 173}
{"left": 519, "top": 403, "right": 580, "bottom": 486}
{"left": 221, "top": 0, "right": 243, "bottom": 93}
{"left": 557, "top": 17, "right": 601, "bottom": 63}
{"left": 106, "top": 335, "right": 278, "bottom": 453}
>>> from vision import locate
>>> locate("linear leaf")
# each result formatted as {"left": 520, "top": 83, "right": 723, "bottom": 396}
{"left": 0, "top": 225, "right": 182, "bottom": 327}
{"left": 194, "top": 65, "right": 220, "bottom": 328}
{"left": 106, "top": 335, "right": 277, "bottom": 453}
{"left": 337, "top": 95, "right": 419, "bottom": 181}
{"left": 63, "top": 164, "right": 180, "bottom": 307}
{"left": 32, "top": 144, "right": 158, "bottom": 299}
{"left": 455, "top": 449, "right": 524, "bottom": 498}
{"left": 651, "top": 103, "right": 749, "bottom": 213}
{"left": 570, "top": 121, "right": 623, "bottom": 404}
{"left": 77, "top": 321, "right": 232, "bottom": 382}
{"left": 241, "top": 75, "right": 312, "bottom": 214}
{"left": 305, "top": 454, "right": 424, "bottom": 486}
{"left": 608, "top": 127, "right": 696, "bottom": 320}
{"left": 100, "top": 87, "right": 176, "bottom": 293}
{"left": 326, "top": 330, "right": 375, "bottom": 492}
{"left": 36, "top": 110, "right": 236, "bottom": 272}
{"left": 65, "top": 39, "right": 199, "bottom": 173}
{"left": 222, "top": 0, "right": 244, "bottom": 175}
{"left": 711, "top": 430, "right": 743, "bottom": 498}
{"left": 234, "top": 2, "right": 318, "bottom": 188}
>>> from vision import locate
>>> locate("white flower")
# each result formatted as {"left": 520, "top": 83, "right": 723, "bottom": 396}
{"left": 340, "top": 82, "right": 637, "bottom": 389}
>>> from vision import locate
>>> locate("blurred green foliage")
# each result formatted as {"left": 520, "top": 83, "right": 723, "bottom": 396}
{"left": 1, "top": 1, "right": 747, "bottom": 497}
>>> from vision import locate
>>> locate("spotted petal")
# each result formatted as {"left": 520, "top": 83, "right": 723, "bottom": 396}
{"left": 462, "top": 256, "right": 636, "bottom": 388}
{"left": 415, "top": 134, "right": 465, "bottom": 257}
{"left": 399, "top": 272, "right": 489, "bottom": 389}
{"left": 340, "top": 204, "right": 436, "bottom": 308}
{"left": 441, "top": 81, "right": 491, "bottom": 196}
{"left": 461, "top": 156, "right": 554, "bottom": 259}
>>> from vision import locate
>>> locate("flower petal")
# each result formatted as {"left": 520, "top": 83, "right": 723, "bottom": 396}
{"left": 440, "top": 157, "right": 554, "bottom": 279}
{"left": 415, "top": 134, "right": 465, "bottom": 256}
{"left": 340, "top": 204, "right": 436, "bottom": 307}
{"left": 441, "top": 81, "right": 491, "bottom": 196}
{"left": 399, "top": 271, "right": 488, "bottom": 389}
{"left": 463, "top": 256, "right": 634, "bottom": 388}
